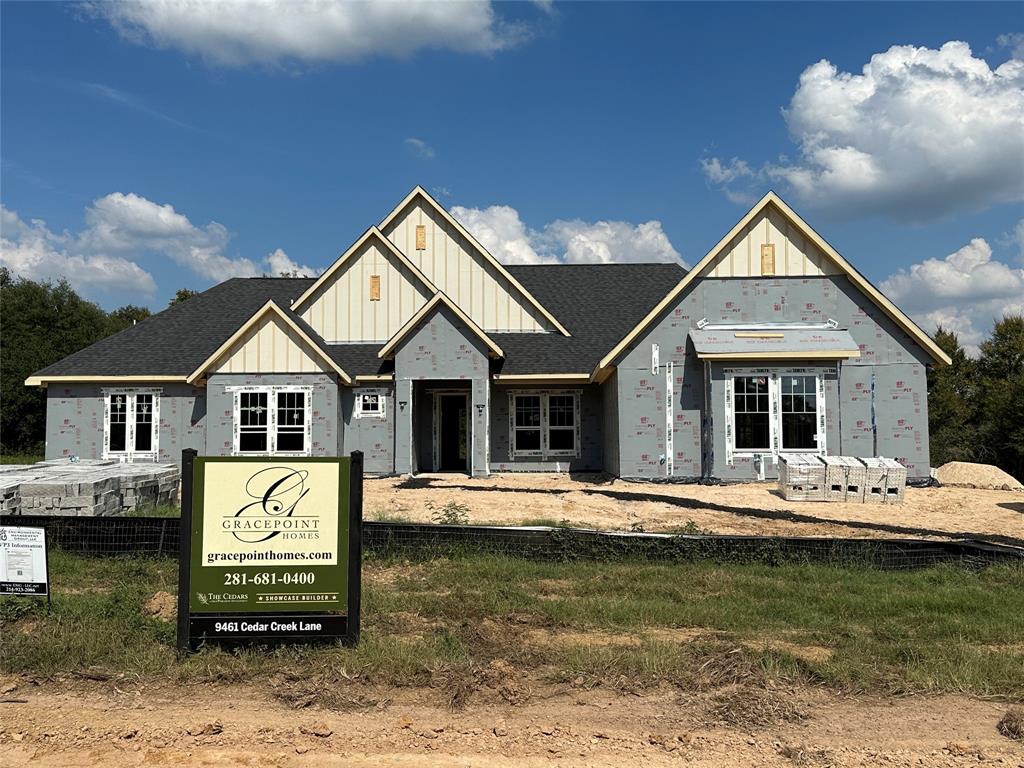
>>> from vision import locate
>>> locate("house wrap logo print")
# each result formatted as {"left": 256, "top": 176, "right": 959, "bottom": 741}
{"left": 225, "top": 467, "right": 316, "bottom": 544}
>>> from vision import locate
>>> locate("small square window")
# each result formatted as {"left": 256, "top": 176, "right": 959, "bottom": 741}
{"left": 355, "top": 390, "right": 386, "bottom": 419}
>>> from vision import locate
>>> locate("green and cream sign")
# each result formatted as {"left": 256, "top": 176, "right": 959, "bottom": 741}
{"left": 188, "top": 457, "right": 349, "bottom": 614}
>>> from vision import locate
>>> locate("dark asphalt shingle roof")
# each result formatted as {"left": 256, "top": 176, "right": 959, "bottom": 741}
{"left": 32, "top": 264, "right": 685, "bottom": 379}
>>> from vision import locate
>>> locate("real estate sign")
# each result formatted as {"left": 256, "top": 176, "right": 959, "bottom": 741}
{"left": 0, "top": 526, "right": 49, "bottom": 597}
{"left": 178, "top": 452, "right": 362, "bottom": 650}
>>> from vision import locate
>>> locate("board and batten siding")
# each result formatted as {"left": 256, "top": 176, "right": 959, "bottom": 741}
{"left": 300, "top": 238, "right": 433, "bottom": 343}
{"left": 382, "top": 198, "right": 553, "bottom": 333}
{"left": 706, "top": 205, "right": 841, "bottom": 278}
{"left": 212, "top": 314, "right": 333, "bottom": 374}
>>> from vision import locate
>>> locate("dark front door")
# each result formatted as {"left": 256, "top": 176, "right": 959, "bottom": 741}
{"left": 438, "top": 394, "right": 469, "bottom": 472}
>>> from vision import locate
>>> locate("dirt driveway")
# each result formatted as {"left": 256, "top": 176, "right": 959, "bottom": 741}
{"left": 2, "top": 684, "right": 1021, "bottom": 767}
{"left": 365, "top": 473, "right": 1024, "bottom": 546}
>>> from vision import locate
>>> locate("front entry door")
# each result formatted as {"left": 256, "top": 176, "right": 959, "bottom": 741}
{"left": 438, "top": 394, "right": 469, "bottom": 472}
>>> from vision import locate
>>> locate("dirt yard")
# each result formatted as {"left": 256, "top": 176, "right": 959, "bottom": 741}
{"left": 2, "top": 682, "right": 1022, "bottom": 767}
{"left": 365, "top": 473, "right": 1024, "bottom": 547}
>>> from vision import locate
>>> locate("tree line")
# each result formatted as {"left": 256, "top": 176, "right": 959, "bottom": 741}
{"left": 0, "top": 268, "right": 197, "bottom": 455}
{"left": 928, "top": 318, "right": 1024, "bottom": 482}
{"left": 1, "top": 269, "right": 1021, "bottom": 480}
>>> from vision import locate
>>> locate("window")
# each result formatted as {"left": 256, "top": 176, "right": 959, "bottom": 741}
{"left": 510, "top": 392, "right": 580, "bottom": 459}
{"left": 354, "top": 389, "right": 386, "bottom": 419}
{"left": 103, "top": 390, "right": 160, "bottom": 461}
{"left": 513, "top": 395, "right": 542, "bottom": 453}
{"left": 780, "top": 375, "right": 817, "bottom": 450}
{"left": 733, "top": 376, "right": 770, "bottom": 451}
{"left": 725, "top": 370, "right": 826, "bottom": 460}
{"left": 231, "top": 386, "right": 311, "bottom": 456}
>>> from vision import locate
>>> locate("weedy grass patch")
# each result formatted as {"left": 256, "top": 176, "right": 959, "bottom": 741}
{"left": 2, "top": 550, "right": 1022, "bottom": 702}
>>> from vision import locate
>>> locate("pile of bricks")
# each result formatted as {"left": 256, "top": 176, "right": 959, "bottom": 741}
{"left": 779, "top": 454, "right": 906, "bottom": 504}
{"left": 0, "top": 459, "right": 179, "bottom": 516}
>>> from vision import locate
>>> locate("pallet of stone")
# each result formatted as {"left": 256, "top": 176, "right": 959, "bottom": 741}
{"left": 821, "top": 455, "right": 866, "bottom": 503}
{"left": 860, "top": 457, "right": 907, "bottom": 504}
{"left": 777, "top": 453, "right": 826, "bottom": 501}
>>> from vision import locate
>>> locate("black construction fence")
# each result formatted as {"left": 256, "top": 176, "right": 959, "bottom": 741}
{"left": 2, "top": 513, "right": 1022, "bottom": 571}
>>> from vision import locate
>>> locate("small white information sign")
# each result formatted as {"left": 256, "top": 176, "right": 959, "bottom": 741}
{"left": 0, "top": 526, "right": 49, "bottom": 597}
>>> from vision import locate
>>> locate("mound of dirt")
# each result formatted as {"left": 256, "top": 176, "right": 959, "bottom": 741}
{"left": 144, "top": 591, "right": 176, "bottom": 621}
{"left": 935, "top": 462, "right": 1023, "bottom": 491}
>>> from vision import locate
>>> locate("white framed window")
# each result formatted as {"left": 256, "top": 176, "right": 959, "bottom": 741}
{"left": 102, "top": 389, "right": 160, "bottom": 461}
{"left": 229, "top": 386, "right": 312, "bottom": 456}
{"left": 354, "top": 389, "right": 387, "bottom": 419}
{"left": 509, "top": 391, "right": 581, "bottom": 459}
{"left": 724, "top": 368, "right": 827, "bottom": 463}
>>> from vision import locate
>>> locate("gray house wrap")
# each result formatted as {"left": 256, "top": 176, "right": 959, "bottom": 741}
{"left": 27, "top": 189, "right": 947, "bottom": 483}
{"left": 392, "top": 304, "right": 492, "bottom": 476}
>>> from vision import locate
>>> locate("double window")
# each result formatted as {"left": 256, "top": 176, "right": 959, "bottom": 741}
{"left": 231, "top": 386, "right": 312, "bottom": 456}
{"left": 354, "top": 389, "right": 386, "bottom": 419}
{"left": 727, "top": 371, "right": 825, "bottom": 457}
{"left": 103, "top": 390, "right": 160, "bottom": 461}
{"left": 510, "top": 392, "right": 580, "bottom": 459}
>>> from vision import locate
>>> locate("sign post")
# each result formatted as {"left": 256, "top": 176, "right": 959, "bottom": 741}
{"left": 177, "top": 450, "right": 362, "bottom": 651}
{"left": 0, "top": 525, "right": 50, "bottom": 606}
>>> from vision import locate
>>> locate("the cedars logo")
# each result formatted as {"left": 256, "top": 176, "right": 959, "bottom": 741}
{"left": 0, "top": 529, "right": 7, "bottom": 542}
{"left": 224, "top": 467, "right": 314, "bottom": 544}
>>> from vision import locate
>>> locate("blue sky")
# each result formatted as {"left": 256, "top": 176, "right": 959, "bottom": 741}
{"left": 1, "top": 1, "right": 1022, "bottom": 351}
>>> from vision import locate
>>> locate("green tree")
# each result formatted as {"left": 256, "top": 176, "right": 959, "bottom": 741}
{"left": 0, "top": 268, "right": 115, "bottom": 455}
{"left": 975, "top": 315, "right": 1024, "bottom": 481}
{"left": 926, "top": 327, "right": 979, "bottom": 466}
{"left": 107, "top": 304, "right": 151, "bottom": 333}
{"left": 169, "top": 288, "right": 199, "bottom": 306}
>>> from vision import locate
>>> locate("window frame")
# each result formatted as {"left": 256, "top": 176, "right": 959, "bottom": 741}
{"left": 353, "top": 388, "right": 387, "bottom": 419}
{"left": 509, "top": 390, "right": 582, "bottom": 460}
{"left": 102, "top": 388, "right": 161, "bottom": 462}
{"left": 723, "top": 368, "right": 827, "bottom": 464}
{"left": 228, "top": 385, "right": 313, "bottom": 457}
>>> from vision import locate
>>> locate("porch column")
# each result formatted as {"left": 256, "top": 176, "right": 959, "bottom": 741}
{"left": 395, "top": 378, "right": 415, "bottom": 474}
{"left": 470, "top": 378, "right": 489, "bottom": 477}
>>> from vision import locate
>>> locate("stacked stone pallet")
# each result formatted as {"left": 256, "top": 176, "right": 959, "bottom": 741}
{"left": 777, "top": 453, "right": 827, "bottom": 501}
{"left": 778, "top": 455, "right": 906, "bottom": 504}
{"left": 0, "top": 460, "right": 179, "bottom": 516}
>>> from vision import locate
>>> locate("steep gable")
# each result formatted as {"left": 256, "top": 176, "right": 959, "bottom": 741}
{"left": 379, "top": 187, "right": 569, "bottom": 335}
{"left": 292, "top": 227, "right": 436, "bottom": 343}
{"left": 594, "top": 192, "right": 951, "bottom": 378}
{"left": 188, "top": 301, "right": 350, "bottom": 384}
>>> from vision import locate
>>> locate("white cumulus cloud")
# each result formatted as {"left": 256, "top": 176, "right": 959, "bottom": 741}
{"left": 1, "top": 206, "right": 157, "bottom": 296}
{"left": 0, "top": 194, "right": 317, "bottom": 300}
{"left": 881, "top": 237, "right": 1024, "bottom": 354}
{"left": 451, "top": 204, "right": 684, "bottom": 266}
{"left": 88, "top": 0, "right": 530, "bottom": 67}
{"left": 703, "top": 41, "right": 1024, "bottom": 221}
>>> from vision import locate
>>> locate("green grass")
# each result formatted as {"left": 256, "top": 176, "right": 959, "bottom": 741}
{"left": 0, "top": 453, "right": 43, "bottom": 465}
{"left": 125, "top": 503, "right": 181, "bottom": 518}
{"left": 2, "top": 551, "right": 1022, "bottom": 700}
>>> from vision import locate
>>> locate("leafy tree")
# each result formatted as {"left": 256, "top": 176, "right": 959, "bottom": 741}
{"left": 926, "top": 327, "right": 978, "bottom": 466}
{"left": 169, "top": 288, "right": 198, "bottom": 306}
{"left": 108, "top": 304, "right": 151, "bottom": 333}
{"left": 0, "top": 268, "right": 114, "bottom": 455}
{"left": 975, "top": 315, "right": 1024, "bottom": 481}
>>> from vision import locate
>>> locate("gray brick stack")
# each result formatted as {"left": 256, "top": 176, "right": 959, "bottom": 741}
{"left": 0, "top": 459, "right": 179, "bottom": 516}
